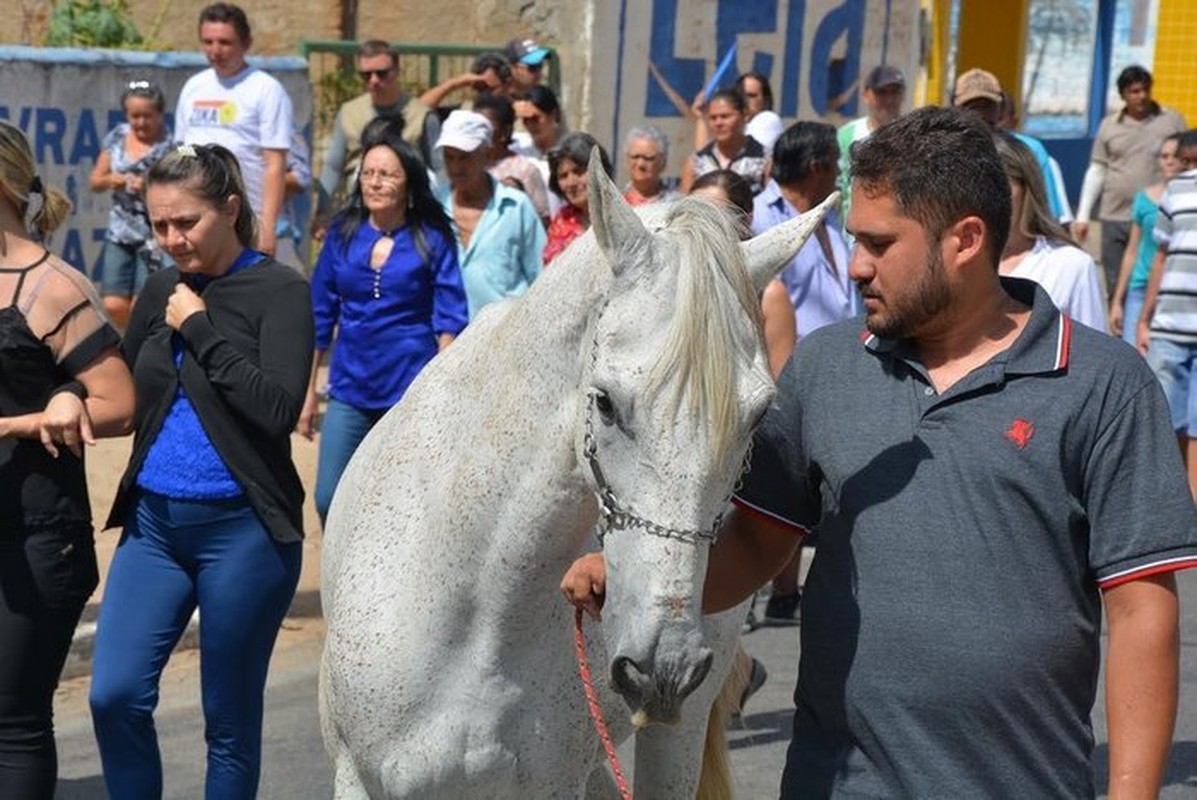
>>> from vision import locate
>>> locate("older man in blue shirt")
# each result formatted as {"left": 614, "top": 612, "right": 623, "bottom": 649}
{"left": 753, "top": 121, "right": 861, "bottom": 339}
{"left": 749, "top": 120, "right": 861, "bottom": 623}
{"left": 437, "top": 110, "right": 545, "bottom": 318}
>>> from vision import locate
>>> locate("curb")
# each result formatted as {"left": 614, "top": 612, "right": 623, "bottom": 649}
{"left": 62, "top": 611, "right": 201, "bottom": 682}
{"left": 61, "top": 588, "right": 322, "bottom": 683}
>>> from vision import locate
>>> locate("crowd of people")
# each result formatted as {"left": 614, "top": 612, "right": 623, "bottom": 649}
{"left": 0, "top": 1, "right": 1195, "bottom": 797}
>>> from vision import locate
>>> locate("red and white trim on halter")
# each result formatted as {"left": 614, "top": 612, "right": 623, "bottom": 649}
{"left": 1053, "top": 314, "right": 1072, "bottom": 371}
{"left": 1098, "top": 556, "right": 1197, "bottom": 590}
{"left": 731, "top": 496, "right": 809, "bottom": 539}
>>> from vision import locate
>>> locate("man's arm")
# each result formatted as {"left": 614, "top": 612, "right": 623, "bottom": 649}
{"left": 419, "top": 72, "right": 485, "bottom": 109}
{"left": 258, "top": 147, "right": 287, "bottom": 256}
{"left": 561, "top": 506, "right": 801, "bottom": 618}
{"left": 1103, "top": 572, "right": 1179, "bottom": 800}
{"left": 1071, "top": 161, "right": 1107, "bottom": 241}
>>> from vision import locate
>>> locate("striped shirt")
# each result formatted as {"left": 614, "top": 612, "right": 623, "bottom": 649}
{"left": 1152, "top": 168, "right": 1197, "bottom": 342}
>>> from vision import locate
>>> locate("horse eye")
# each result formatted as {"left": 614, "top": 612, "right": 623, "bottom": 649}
{"left": 593, "top": 390, "right": 615, "bottom": 421}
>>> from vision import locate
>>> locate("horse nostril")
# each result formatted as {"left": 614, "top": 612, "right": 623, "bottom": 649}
{"left": 611, "top": 655, "right": 648, "bottom": 697}
{"left": 676, "top": 649, "right": 714, "bottom": 701}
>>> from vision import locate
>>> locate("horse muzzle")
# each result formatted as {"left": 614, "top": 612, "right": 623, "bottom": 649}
{"left": 609, "top": 627, "right": 713, "bottom": 726}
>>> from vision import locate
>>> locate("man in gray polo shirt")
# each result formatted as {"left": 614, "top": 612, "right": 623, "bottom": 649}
{"left": 562, "top": 106, "right": 1197, "bottom": 798}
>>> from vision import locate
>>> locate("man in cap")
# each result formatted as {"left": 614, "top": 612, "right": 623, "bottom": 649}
{"left": 953, "top": 68, "right": 1069, "bottom": 221}
{"left": 505, "top": 37, "right": 550, "bottom": 94}
{"left": 437, "top": 110, "right": 545, "bottom": 318}
{"left": 836, "top": 64, "right": 906, "bottom": 227}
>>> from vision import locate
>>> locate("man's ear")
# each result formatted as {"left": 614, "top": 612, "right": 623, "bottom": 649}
{"left": 950, "top": 215, "right": 989, "bottom": 267}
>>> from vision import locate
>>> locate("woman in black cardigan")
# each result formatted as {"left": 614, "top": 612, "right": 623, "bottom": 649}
{"left": 88, "top": 143, "right": 314, "bottom": 800}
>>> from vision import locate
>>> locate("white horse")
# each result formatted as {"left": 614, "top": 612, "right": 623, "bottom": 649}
{"left": 319, "top": 156, "right": 833, "bottom": 798}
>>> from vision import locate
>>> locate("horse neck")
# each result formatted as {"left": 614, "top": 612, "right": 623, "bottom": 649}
{"left": 471, "top": 246, "right": 609, "bottom": 566}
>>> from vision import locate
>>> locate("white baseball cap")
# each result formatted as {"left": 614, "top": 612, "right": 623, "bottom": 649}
{"left": 435, "top": 110, "right": 494, "bottom": 153}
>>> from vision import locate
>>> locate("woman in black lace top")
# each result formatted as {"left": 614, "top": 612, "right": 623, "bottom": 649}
{"left": 0, "top": 120, "right": 134, "bottom": 799}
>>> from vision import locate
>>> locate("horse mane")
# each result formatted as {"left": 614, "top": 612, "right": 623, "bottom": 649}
{"left": 646, "top": 198, "right": 768, "bottom": 462}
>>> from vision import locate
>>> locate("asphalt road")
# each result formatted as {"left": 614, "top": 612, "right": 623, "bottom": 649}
{"left": 53, "top": 572, "right": 1197, "bottom": 798}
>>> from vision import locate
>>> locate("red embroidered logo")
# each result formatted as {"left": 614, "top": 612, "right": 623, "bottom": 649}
{"left": 1004, "top": 418, "right": 1035, "bottom": 449}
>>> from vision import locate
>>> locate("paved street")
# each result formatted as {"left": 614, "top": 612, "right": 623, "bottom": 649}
{"left": 53, "top": 570, "right": 1197, "bottom": 798}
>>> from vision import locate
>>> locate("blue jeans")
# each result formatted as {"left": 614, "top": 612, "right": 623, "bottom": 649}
{"left": 1147, "top": 337, "right": 1197, "bottom": 436}
{"left": 1121, "top": 286, "right": 1146, "bottom": 347}
{"left": 314, "top": 399, "right": 387, "bottom": 523}
{"left": 89, "top": 493, "right": 301, "bottom": 800}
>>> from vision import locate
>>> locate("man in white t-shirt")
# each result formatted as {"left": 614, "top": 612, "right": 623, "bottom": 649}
{"left": 175, "top": 2, "right": 292, "bottom": 256}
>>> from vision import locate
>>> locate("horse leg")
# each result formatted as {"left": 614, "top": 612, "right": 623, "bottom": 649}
{"left": 630, "top": 601, "right": 747, "bottom": 799}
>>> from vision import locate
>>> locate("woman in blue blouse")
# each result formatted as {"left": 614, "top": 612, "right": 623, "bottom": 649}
{"left": 300, "top": 129, "right": 468, "bottom": 523}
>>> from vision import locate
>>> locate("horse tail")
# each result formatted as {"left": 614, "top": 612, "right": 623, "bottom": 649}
{"left": 697, "top": 647, "right": 753, "bottom": 800}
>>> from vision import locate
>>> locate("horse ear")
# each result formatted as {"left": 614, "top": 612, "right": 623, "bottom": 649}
{"left": 741, "top": 191, "right": 840, "bottom": 293}
{"left": 588, "top": 147, "right": 651, "bottom": 276}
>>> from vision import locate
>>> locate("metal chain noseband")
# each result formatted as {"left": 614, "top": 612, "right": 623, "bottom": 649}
{"left": 581, "top": 300, "right": 753, "bottom": 548}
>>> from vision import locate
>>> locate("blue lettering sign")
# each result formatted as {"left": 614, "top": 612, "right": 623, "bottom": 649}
{"left": 69, "top": 109, "right": 101, "bottom": 165}
{"left": 60, "top": 227, "right": 108, "bottom": 275}
{"left": 36, "top": 108, "right": 68, "bottom": 165}
{"left": 810, "top": 0, "right": 866, "bottom": 117}
{"left": 645, "top": 0, "right": 868, "bottom": 119}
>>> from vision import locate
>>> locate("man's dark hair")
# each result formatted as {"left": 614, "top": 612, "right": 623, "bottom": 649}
{"left": 690, "top": 169, "right": 754, "bottom": 223}
{"left": 851, "top": 106, "right": 1011, "bottom": 262}
{"left": 547, "top": 132, "right": 613, "bottom": 200}
{"left": 1116, "top": 65, "right": 1153, "bottom": 94}
{"left": 198, "top": 3, "right": 250, "bottom": 43}
{"left": 471, "top": 52, "right": 512, "bottom": 84}
{"left": 771, "top": 121, "right": 837, "bottom": 185}
{"left": 520, "top": 85, "right": 561, "bottom": 119}
{"left": 736, "top": 72, "right": 774, "bottom": 111}
{"left": 358, "top": 39, "right": 398, "bottom": 66}
{"left": 474, "top": 93, "right": 515, "bottom": 131}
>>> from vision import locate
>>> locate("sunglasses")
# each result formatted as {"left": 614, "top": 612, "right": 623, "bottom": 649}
{"left": 358, "top": 68, "right": 395, "bottom": 81}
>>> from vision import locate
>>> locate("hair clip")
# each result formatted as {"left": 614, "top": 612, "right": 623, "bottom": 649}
{"left": 176, "top": 144, "right": 198, "bottom": 157}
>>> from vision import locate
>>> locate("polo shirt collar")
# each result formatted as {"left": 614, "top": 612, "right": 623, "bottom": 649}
{"left": 862, "top": 277, "right": 1071, "bottom": 377}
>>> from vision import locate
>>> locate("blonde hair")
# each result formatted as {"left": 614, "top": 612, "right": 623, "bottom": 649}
{"left": 0, "top": 120, "right": 71, "bottom": 238}
{"left": 993, "top": 132, "right": 1076, "bottom": 247}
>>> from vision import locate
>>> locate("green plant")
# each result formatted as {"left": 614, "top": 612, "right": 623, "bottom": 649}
{"left": 45, "top": 0, "right": 143, "bottom": 49}
{"left": 315, "top": 68, "right": 365, "bottom": 130}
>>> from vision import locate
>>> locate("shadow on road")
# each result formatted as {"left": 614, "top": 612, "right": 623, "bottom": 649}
{"left": 728, "top": 708, "right": 793, "bottom": 750}
{"left": 56, "top": 774, "right": 108, "bottom": 798}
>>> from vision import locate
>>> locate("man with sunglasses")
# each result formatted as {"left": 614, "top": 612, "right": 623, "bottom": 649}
{"left": 317, "top": 39, "right": 441, "bottom": 228}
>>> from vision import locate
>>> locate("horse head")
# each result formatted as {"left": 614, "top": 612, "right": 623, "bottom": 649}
{"left": 577, "top": 150, "right": 834, "bottom": 725}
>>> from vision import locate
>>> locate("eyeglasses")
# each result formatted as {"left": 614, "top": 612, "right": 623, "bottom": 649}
{"left": 358, "top": 69, "right": 395, "bottom": 81}
{"left": 519, "top": 61, "right": 543, "bottom": 73}
{"left": 360, "top": 169, "right": 403, "bottom": 183}
{"left": 627, "top": 154, "right": 660, "bottom": 162}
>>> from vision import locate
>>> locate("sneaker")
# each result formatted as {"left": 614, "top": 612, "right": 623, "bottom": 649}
{"left": 764, "top": 590, "right": 801, "bottom": 625}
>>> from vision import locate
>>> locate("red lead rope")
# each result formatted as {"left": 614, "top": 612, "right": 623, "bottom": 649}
{"left": 573, "top": 607, "right": 633, "bottom": 799}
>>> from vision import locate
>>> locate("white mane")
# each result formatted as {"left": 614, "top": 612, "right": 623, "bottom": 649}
{"left": 647, "top": 198, "right": 768, "bottom": 462}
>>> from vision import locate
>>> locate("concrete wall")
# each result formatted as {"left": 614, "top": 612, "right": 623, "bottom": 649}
{"left": 0, "top": 46, "right": 311, "bottom": 275}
